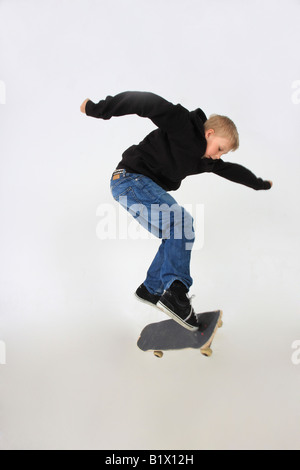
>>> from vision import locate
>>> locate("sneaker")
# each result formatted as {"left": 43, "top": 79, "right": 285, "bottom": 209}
{"left": 157, "top": 281, "right": 199, "bottom": 331}
{"left": 135, "top": 283, "right": 161, "bottom": 307}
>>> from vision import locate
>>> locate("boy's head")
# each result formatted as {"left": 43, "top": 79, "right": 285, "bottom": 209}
{"left": 204, "top": 114, "right": 239, "bottom": 160}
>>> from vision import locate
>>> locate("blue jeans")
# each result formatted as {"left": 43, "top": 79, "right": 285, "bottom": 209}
{"left": 110, "top": 170, "right": 195, "bottom": 295}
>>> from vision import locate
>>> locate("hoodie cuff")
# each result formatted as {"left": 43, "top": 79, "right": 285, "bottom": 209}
{"left": 85, "top": 100, "right": 96, "bottom": 116}
{"left": 263, "top": 180, "right": 272, "bottom": 190}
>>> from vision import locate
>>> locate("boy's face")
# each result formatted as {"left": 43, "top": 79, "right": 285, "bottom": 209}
{"left": 204, "top": 129, "right": 232, "bottom": 160}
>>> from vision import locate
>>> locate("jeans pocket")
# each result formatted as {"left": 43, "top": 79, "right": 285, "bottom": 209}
{"left": 110, "top": 176, "right": 129, "bottom": 194}
{"left": 110, "top": 172, "right": 142, "bottom": 194}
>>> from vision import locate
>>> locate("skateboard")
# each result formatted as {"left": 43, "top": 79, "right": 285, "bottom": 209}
{"left": 137, "top": 310, "right": 223, "bottom": 358}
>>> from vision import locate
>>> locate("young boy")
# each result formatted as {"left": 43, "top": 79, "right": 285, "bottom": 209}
{"left": 80, "top": 91, "right": 272, "bottom": 331}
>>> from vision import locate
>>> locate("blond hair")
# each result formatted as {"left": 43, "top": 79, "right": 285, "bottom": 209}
{"left": 204, "top": 114, "right": 239, "bottom": 151}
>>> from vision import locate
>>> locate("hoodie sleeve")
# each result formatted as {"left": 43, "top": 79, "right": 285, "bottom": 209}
{"left": 212, "top": 159, "right": 272, "bottom": 190}
{"left": 85, "top": 91, "right": 189, "bottom": 133}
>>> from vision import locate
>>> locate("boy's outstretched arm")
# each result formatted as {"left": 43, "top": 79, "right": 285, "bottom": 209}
{"left": 80, "top": 91, "right": 188, "bottom": 133}
{"left": 212, "top": 159, "right": 273, "bottom": 190}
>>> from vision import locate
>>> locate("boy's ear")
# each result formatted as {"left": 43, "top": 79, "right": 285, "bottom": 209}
{"left": 205, "top": 129, "right": 215, "bottom": 139}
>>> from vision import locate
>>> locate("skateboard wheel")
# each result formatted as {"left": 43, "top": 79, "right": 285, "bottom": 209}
{"left": 154, "top": 351, "right": 163, "bottom": 358}
{"left": 218, "top": 320, "right": 223, "bottom": 328}
{"left": 201, "top": 348, "right": 213, "bottom": 357}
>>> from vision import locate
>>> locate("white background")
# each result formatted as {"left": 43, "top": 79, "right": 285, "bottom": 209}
{"left": 0, "top": 0, "right": 300, "bottom": 450}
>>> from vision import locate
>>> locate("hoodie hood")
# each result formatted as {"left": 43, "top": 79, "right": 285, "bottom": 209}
{"left": 190, "top": 108, "right": 207, "bottom": 141}
{"left": 190, "top": 108, "right": 207, "bottom": 124}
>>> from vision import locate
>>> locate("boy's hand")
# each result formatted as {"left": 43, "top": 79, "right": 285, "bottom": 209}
{"left": 80, "top": 98, "right": 90, "bottom": 114}
{"left": 268, "top": 181, "right": 273, "bottom": 188}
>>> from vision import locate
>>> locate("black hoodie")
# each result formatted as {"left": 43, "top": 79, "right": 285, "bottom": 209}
{"left": 85, "top": 91, "right": 271, "bottom": 192}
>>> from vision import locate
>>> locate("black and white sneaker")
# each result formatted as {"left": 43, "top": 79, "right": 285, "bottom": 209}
{"left": 157, "top": 281, "right": 199, "bottom": 331}
{"left": 135, "top": 284, "right": 161, "bottom": 307}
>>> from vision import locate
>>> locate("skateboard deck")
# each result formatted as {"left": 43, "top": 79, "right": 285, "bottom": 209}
{"left": 137, "top": 310, "right": 223, "bottom": 358}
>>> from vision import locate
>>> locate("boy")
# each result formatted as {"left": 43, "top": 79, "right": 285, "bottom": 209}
{"left": 80, "top": 91, "right": 272, "bottom": 331}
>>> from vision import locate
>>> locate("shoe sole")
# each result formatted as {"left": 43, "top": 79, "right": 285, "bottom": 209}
{"left": 157, "top": 300, "right": 198, "bottom": 332}
{"left": 134, "top": 293, "right": 163, "bottom": 310}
